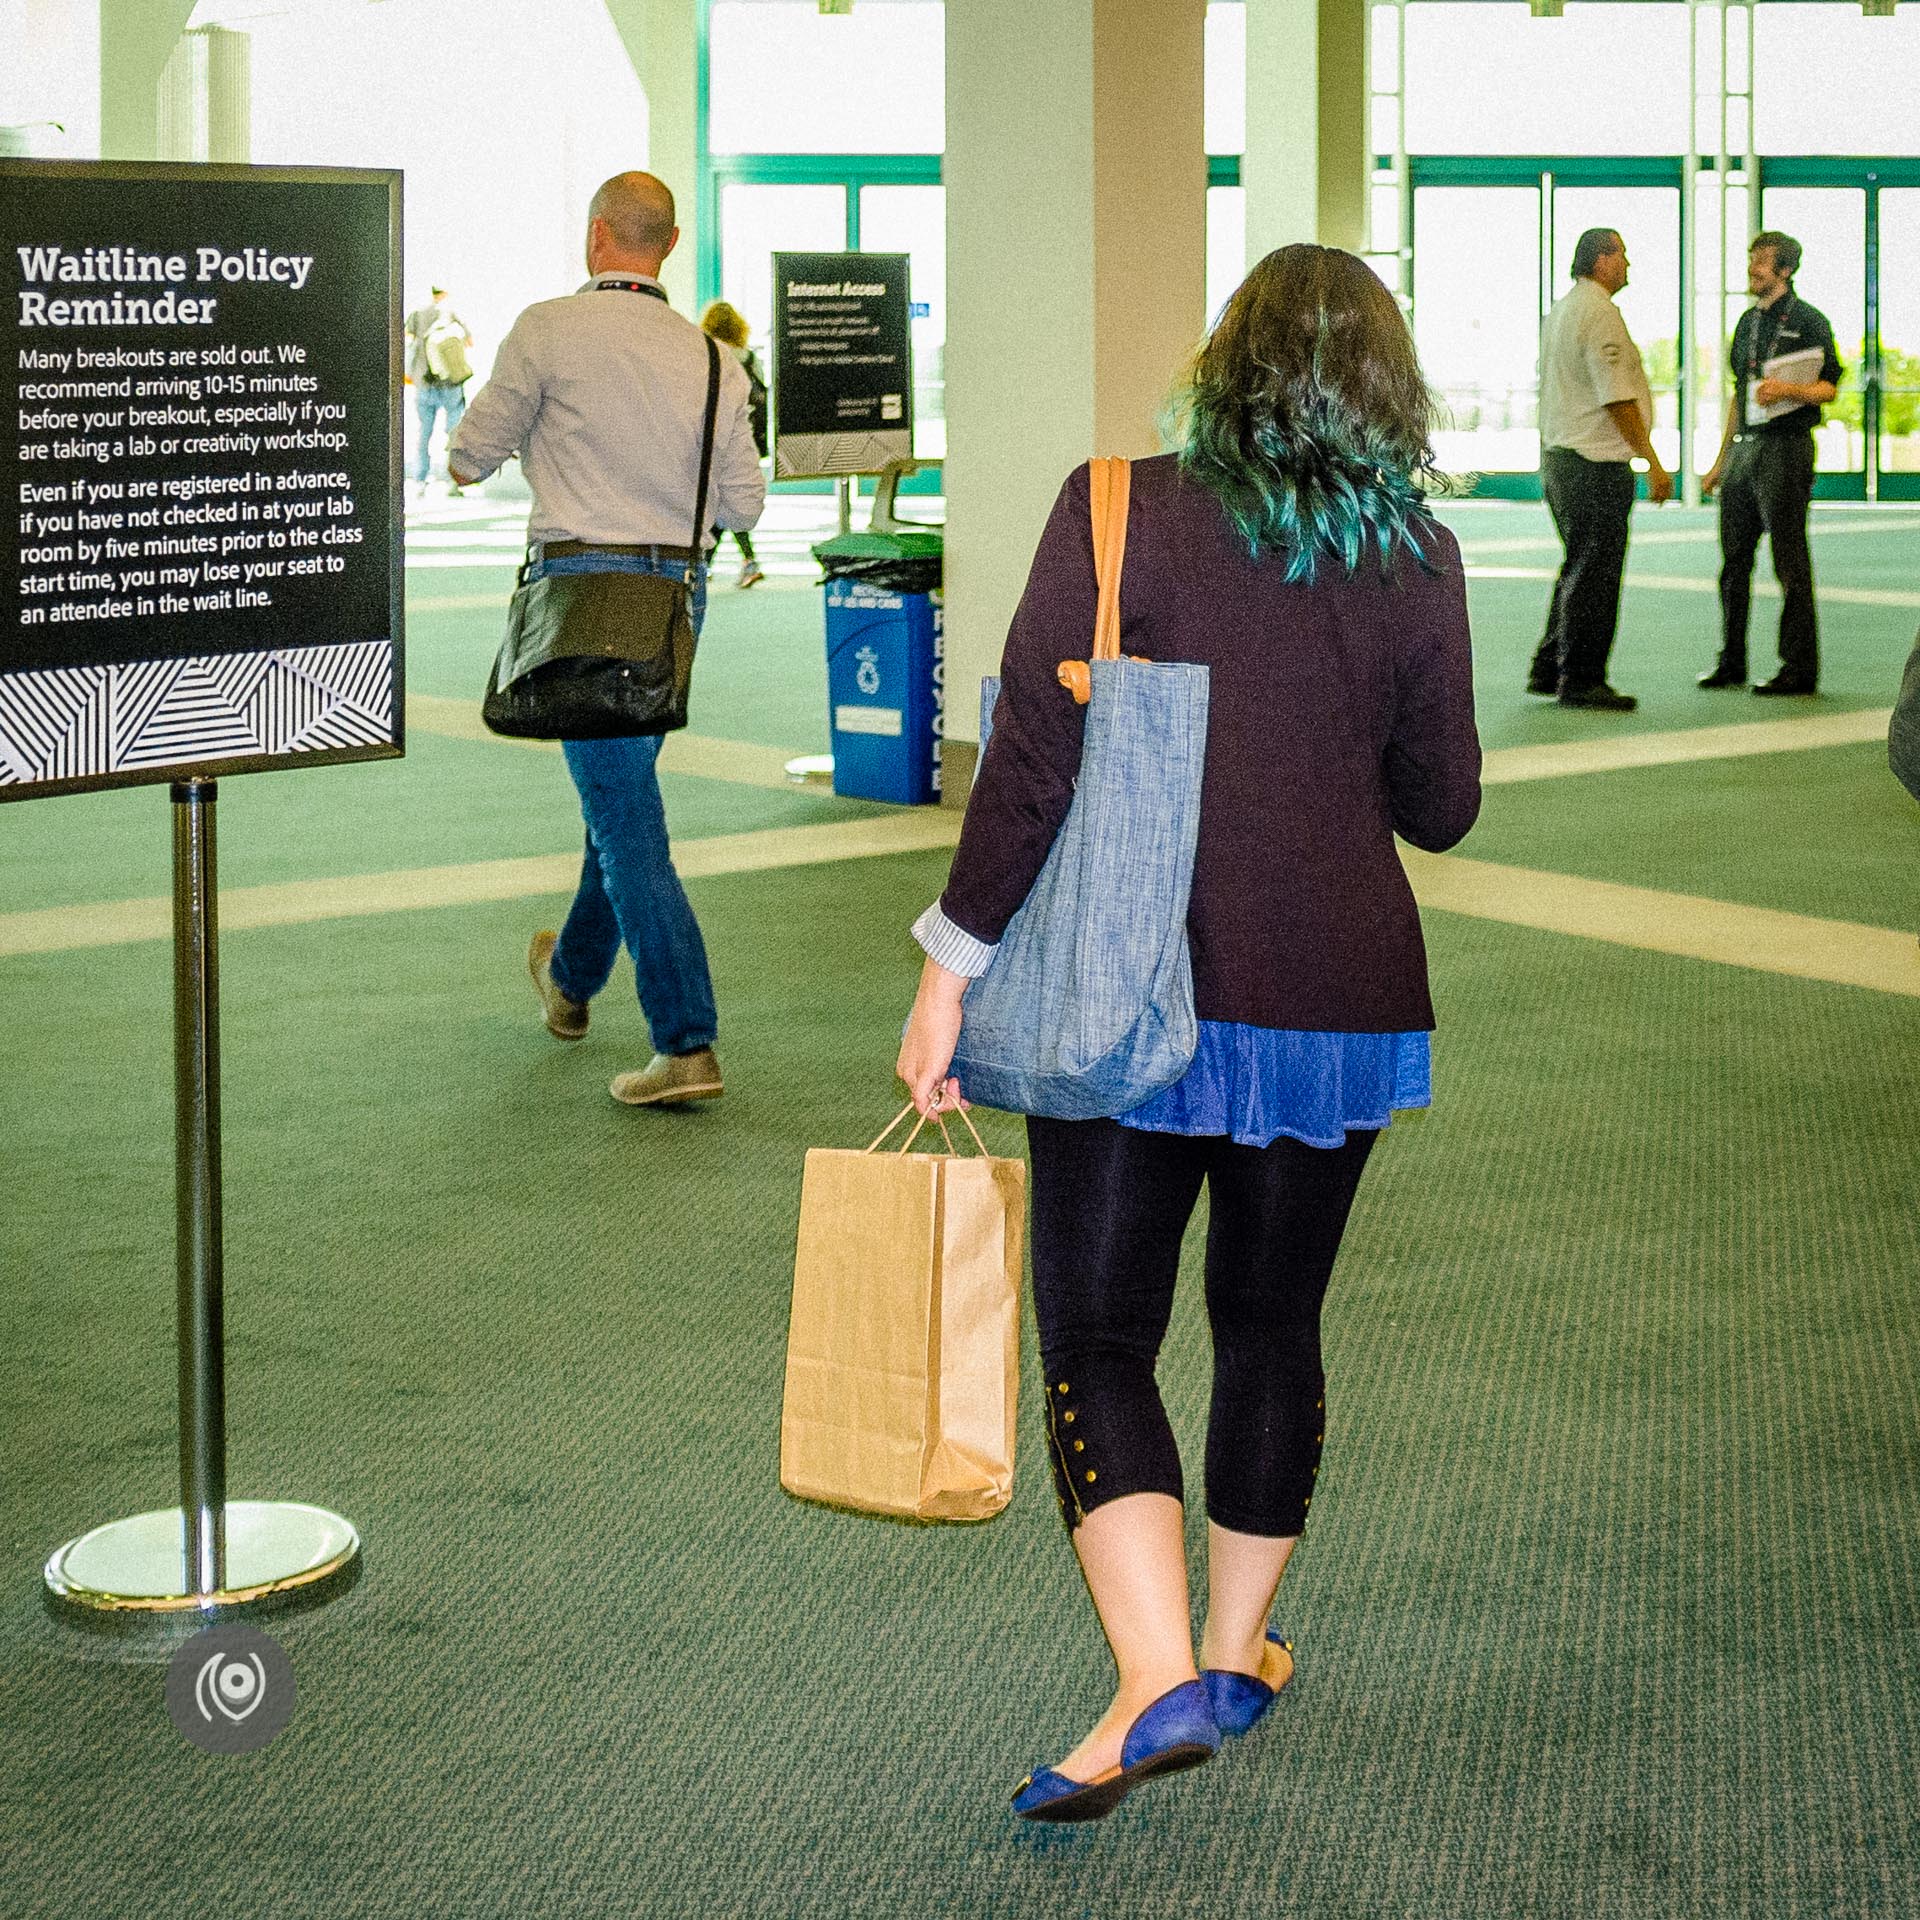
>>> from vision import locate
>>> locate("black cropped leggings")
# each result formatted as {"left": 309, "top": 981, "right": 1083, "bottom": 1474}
{"left": 1027, "top": 1116, "right": 1378, "bottom": 1539}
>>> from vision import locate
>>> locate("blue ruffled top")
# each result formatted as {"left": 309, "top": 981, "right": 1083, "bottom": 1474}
{"left": 1117, "top": 1022, "right": 1431, "bottom": 1150}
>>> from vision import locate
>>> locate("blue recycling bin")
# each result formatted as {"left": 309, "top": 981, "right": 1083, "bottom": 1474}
{"left": 814, "top": 532, "right": 944, "bottom": 806}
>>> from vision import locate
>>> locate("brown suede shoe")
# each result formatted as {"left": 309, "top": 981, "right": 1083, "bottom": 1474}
{"left": 527, "top": 930, "right": 588, "bottom": 1039}
{"left": 609, "top": 1049, "right": 724, "bottom": 1107}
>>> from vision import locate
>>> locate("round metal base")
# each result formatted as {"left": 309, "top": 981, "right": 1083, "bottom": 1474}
{"left": 45, "top": 1501, "right": 360, "bottom": 1638}
{"left": 784, "top": 753, "right": 835, "bottom": 784}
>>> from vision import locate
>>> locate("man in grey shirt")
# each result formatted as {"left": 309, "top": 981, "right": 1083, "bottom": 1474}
{"left": 450, "top": 172, "right": 765, "bottom": 1107}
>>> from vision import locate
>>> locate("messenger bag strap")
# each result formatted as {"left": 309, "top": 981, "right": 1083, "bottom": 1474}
{"left": 691, "top": 333, "right": 721, "bottom": 557}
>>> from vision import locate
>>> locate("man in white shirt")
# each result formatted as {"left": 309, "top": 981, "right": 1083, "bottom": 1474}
{"left": 450, "top": 172, "right": 766, "bottom": 1107}
{"left": 1526, "top": 228, "right": 1673, "bottom": 712}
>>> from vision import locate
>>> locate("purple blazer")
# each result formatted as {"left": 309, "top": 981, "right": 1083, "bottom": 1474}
{"left": 939, "top": 454, "right": 1483, "bottom": 1034}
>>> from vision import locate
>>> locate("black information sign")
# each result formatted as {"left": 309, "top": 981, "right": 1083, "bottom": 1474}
{"left": 0, "top": 160, "right": 402, "bottom": 801}
{"left": 771, "top": 250, "right": 912, "bottom": 481}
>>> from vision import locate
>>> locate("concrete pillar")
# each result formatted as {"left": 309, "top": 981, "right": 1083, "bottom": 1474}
{"left": 603, "top": 0, "right": 699, "bottom": 313}
{"left": 942, "top": 0, "right": 1206, "bottom": 769}
{"left": 99, "top": 0, "right": 197, "bottom": 161}
{"left": 1244, "top": 0, "right": 1369, "bottom": 260}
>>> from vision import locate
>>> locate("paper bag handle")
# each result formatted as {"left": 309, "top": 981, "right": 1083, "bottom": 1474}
{"left": 1058, "top": 454, "right": 1133, "bottom": 706}
{"left": 867, "top": 1100, "right": 991, "bottom": 1158}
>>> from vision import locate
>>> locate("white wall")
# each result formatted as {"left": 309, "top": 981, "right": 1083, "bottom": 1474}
{"left": 188, "top": 0, "right": 651, "bottom": 381}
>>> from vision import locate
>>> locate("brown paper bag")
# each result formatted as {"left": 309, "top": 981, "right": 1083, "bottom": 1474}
{"left": 780, "top": 1103, "right": 1025, "bottom": 1522}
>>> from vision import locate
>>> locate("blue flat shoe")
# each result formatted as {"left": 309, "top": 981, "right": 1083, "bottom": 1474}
{"left": 1011, "top": 1679, "right": 1221, "bottom": 1823}
{"left": 1201, "top": 1630, "right": 1295, "bottom": 1737}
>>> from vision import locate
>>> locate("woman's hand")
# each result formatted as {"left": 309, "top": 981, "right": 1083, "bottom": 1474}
{"left": 897, "top": 957, "right": 969, "bottom": 1116}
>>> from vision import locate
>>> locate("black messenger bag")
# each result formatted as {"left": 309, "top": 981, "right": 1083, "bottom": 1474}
{"left": 481, "top": 333, "right": 721, "bottom": 740}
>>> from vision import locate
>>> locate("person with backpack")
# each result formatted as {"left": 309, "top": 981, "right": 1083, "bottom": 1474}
{"left": 700, "top": 301, "right": 768, "bottom": 587}
{"left": 405, "top": 285, "right": 475, "bottom": 494}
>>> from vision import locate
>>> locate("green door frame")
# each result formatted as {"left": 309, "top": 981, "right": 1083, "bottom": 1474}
{"left": 698, "top": 152, "right": 946, "bottom": 309}
{"left": 698, "top": 154, "right": 944, "bottom": 494}
{"left": 1762, "top": 157, "right": 1920, "bottom": 503}
{"left": 1408, "top": 156, "right": 1689, "bottom": 501}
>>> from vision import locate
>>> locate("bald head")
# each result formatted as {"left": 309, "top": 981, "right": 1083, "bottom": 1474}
{"left": 586, "top": 172, "right": 678, "bottom": 275}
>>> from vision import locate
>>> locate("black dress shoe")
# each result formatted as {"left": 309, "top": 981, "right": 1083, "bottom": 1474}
{"left": 1752, "top": 674, "right": 1816, "bottom": 697}
{"left": 1525, "top": 673, "right": 1559, "bottom": 696}
{"left": 1558, "top": 684, "right": 1638, "bottom": 712}
{"left": 1696, "top": 665, "right": 1747, "bottom": 689}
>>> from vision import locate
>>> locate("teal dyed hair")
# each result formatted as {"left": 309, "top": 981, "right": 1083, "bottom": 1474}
{"left": 1170, "top": 244, "right": 1446, "bottom": 583}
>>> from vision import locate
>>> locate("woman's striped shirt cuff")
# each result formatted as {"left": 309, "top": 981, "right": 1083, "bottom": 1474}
{"left": 910, "top": 902, "right": 998, "bottom": 978}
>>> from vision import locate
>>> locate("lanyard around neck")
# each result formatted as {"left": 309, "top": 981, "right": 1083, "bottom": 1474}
{"left": 596, "top": 278, "right": 667, "bottom": 303}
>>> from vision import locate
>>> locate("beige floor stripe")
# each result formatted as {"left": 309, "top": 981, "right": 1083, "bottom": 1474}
{"left": 1467, "top": 563, "right": 1920, "bottom": 610}
{"left": 8, "top": 813, "right": 1917, "bottom": 1007}
{"left": 0, "top": 813, "right": 961, "bottom": 960}
{"left": 406, "top": 591, "right": 511, "bottom": 612}
{"left": 1402, "top": 848, "right": 1920, "bottom": 1000}
{"left": 1481, "top": 706, "right": 1894, "bottom": 783}
{"left": 405, "top": 694, "right": 808, "bottom": 789}
{"left": 1456, "top": 514, "right": 1920, "bottom": 559}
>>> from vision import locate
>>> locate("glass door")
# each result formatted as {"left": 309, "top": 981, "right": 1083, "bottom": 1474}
{"left": 1411, "top": 183, "right": 1544, "bottom": 484}
{"left": 856, "top": 184, "right": 946, "bottom": 463}
{"left": 1753, "top": 184, "right": 1868, "bottom": 499}
{"left": 1874, "top": 188, "right": 1920, "bottom": 500}
{"left": 718, "top": 181, "right": 847, "bottom": 373}
{"left": 1410, "top": 161, "right": 1687, "bottom": 497}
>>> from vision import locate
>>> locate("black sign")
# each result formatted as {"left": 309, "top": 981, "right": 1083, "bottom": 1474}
{"left": 1, "top": 160, "right": 402, "bottom": 801}
{"left": 771, "top": 251, "right": 912, "bottom": 481}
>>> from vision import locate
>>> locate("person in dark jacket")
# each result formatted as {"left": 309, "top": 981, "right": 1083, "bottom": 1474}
{"left": 1892, "top": 631, "right": 1920, "bottom": 805}
{"left": 897, "top": 245, "right": 1482, "bottom": 1821}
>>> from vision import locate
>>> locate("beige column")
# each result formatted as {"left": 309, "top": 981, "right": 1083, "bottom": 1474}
{"left": 1244, "top": 0, "right": 1369, "bottom": 261}
{"left": 942, "top": 0, "right": 1206, "bottom": 777}
{"left": 99, "top": 0, "right": 197, "bottom": 161}
{"left": 157, "top": 27, "right": 251, "bottom": 165}
{"left": 603, "top": 0, "right": 700, "bottom": 313}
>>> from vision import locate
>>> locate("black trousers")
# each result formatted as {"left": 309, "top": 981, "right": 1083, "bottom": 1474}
{"left": 1027, "top": 1116, "right": 1377, "bottom": 1539}
{"left": 1531, "top": 449, "right": 1637, "bottom": 694}
{"left": 1716, "top": 432, "right": 1818, "bottom": 684}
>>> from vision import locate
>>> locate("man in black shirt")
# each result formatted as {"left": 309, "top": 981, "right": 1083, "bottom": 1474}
{"left": 1698, "top": 231, "right": 1843, "bottom": 695}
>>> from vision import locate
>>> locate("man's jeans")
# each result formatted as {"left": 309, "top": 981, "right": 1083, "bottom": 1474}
{"left": 537, "top": 552, "right": 717, "bottom": 1059}
{"left": 412, "top": 382, "right": 466, "bottom": 483}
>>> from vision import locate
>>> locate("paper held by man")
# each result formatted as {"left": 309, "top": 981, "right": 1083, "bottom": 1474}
{"left": 1746, "top": 346, "right": 1828, "bottom": 427}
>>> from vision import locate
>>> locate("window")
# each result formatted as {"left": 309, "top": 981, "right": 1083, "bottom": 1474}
{"left": 1753, "top": 3, "right": 1920, "bottom": 157}
{"left": 708, "top": 0, "right": 944, "bottom": 156}
{"left": 1402, "top": 3, "right": 1689, "bottom": 157}
{"left": 1205, "top": 2, "right": 1246, "bottom": 157}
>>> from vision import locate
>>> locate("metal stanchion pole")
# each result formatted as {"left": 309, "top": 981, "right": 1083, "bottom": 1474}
{"left": 173, "top": 779, "right": 226, "bottom": 1598}
{"left": 43, "top": 784, "right": 360, "bottom": 1639}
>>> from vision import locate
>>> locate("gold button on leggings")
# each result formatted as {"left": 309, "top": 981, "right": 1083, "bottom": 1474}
{"left": 1026, "top": 1115, "right": 1378, "bottom": 1537}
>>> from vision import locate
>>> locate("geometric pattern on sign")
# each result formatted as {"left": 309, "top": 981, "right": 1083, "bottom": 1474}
{"left": 0, "top": 639, "right": 394, "bottom": 789}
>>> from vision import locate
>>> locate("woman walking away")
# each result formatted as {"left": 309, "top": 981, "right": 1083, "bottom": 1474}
{"left": 700, "top": 301, "right": 769, "bottom": 587}
{"left": 897, "top": 245, "right": 1482, "bottom": 1822}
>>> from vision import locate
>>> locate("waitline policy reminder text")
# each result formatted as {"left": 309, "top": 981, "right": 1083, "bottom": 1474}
{"left": 2, "top": 172, "right": 393, "bottom": 679}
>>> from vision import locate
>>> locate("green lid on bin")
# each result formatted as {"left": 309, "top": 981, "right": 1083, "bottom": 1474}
{"left": 810, "top": 528, "right": 944, "bottom": 566}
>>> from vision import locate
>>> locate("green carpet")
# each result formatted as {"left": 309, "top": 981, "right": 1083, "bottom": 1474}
{"left": 3, "top": 504, "right": 1919, "bottom": 1917}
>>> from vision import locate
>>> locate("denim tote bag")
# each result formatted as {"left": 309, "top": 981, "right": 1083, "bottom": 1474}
{"left": 949, "top": 459, "right": 1210, "bottom": 1121}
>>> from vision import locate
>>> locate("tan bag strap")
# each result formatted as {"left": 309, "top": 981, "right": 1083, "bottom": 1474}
{"left": 1089, "top": 454, "right": 1130, "bottom": 664}
{"left": 867, "top": 1099, "right": 990, "bottom": 1157}
{"left": 1058, "top": 455, "right": 1131, "bottom": 702}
